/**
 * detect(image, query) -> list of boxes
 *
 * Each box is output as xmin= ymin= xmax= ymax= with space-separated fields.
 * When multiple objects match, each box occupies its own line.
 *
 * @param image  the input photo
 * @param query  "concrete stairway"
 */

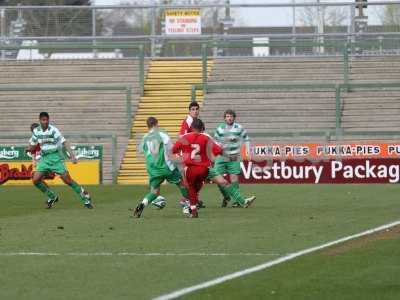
xmin=117 ymin=60 xmax=212 ymax=185
xmin=0 ymin=60 xmax=142 ymax=183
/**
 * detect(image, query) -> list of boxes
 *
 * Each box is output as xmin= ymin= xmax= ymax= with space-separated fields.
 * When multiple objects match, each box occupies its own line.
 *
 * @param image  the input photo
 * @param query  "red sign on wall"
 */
xmin=239 ymin=159 xmax=400 ymax=184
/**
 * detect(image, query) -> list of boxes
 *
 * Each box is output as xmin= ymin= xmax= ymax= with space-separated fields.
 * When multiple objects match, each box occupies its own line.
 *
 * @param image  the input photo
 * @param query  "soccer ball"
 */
xmin=152 ymin=195 xmax=166 ymax=209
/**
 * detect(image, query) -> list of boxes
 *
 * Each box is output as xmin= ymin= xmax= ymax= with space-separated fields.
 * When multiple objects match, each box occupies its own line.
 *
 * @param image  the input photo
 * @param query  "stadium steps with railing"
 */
xmin=0 ymin=60 xmax=143 ymax=183
xmin=117 ymin=60 xmax=213 ymax=185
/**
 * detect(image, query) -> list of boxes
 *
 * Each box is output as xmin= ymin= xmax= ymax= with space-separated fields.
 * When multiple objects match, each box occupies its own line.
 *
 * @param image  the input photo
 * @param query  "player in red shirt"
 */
xmin=178 ymin=101 xmax=206 ymax=209
xmin=173 ymin=118 xmax=256 ymax=218
xmin=179 ymin=101 xmax=200 ymax=137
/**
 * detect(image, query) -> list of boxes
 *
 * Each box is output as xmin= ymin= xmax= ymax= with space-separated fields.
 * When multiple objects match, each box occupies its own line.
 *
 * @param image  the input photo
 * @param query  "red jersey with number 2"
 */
xmin=172 ymin=132 xmax=222 ymax=167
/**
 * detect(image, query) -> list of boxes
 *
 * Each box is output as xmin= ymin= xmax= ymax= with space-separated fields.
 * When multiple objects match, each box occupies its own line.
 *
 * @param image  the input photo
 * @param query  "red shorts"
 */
xmin=184 ymin=165 xmax=209 ymax=206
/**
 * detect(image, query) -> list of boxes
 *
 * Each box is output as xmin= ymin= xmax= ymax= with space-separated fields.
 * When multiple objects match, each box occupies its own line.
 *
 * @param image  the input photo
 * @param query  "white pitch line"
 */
xmin=0 ymin=252 xmax=281 ymax=257
xmin=153 ymin=220 xmax=400 ymax=300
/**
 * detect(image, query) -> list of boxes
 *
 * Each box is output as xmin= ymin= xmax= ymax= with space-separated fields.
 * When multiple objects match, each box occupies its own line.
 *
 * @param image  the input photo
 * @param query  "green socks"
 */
xmin=34 ymin=181 xmax=57 ymax=200
xmin=177 ymin=185 xmax=189 ymax=199
xmin=218 ymin=184 xmax=230 ymax=200
xmin=35 ymin=180 xmax=90 ymax=205
xmin=142 ymin=192 xmax=158 ymax=206
xmin=226 ymin=183 xmax=245 ymax=206
xmin=69 ymin=181 xmax=87 ymax=204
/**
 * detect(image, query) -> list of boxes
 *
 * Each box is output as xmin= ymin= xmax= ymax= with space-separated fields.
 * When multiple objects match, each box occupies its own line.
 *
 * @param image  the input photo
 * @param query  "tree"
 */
xmin=1 ymin=0 xmax=96 ymax=37
xmin=297 ymin=6 xmax=348 ymax=28
xmin=98 ymin=0 xmax=226 ymax=36
xmin=380 ymin=4 xmax=400 ymax=26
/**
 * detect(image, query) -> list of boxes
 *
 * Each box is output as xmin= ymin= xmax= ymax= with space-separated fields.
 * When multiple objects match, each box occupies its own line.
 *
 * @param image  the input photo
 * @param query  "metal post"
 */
xmin=92 ymin=8 xmax=97 ymax=58
xmin=292 ymin=0 xmax=296 ymax=56
xmin=349 ymin=3 xmax=355 ymax=42
xmin=201 ymin=43 xmax=207 ymax=95
xmin=150 ymin=7 xmax=156 ymax=57
xmin=316 ymin=0 xmax=324 ymax=55
xmin=126 ymin=87 xmax=133 ymax=137
xmin=191 ymin=85 xmax=196 ymax=102
xmin=139 ymin=44 xmax=145 ymax=96
xmin=343 ymin=42 xmax=349 ymax=89
xmin=335 ymin=85 xmax=341 ymax=131
xmin=378 ymin=35 xmax=383 ymax=54
xmin=0 ymin=9 xmax=5 ymax=60
xmin=111 ymin=134 xmax=117 ymax=184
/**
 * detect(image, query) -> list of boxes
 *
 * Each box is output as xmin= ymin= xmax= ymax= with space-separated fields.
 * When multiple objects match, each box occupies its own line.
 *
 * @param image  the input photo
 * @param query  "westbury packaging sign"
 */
xmin=239 ymin=142 xmax=400 ymax=184
xmin=0 ymin=145 xmax=102 ymax=185
xmin=165 ymin=9 xmax=201 ymax=35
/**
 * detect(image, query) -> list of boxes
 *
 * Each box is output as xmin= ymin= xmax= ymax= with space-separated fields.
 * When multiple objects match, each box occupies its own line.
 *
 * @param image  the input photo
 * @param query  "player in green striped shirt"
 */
xmin=211 ymin=109 xmax=254 ymax=207
xmin=28 ymin=112 xmax=93 ymax=209
xmin=133 ymin=117 xmax=189 ymax=218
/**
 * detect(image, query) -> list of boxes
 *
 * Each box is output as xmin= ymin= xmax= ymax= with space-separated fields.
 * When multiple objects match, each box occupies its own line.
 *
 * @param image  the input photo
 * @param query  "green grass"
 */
xmin=0 ymin=184 xmax=399 ymax=300
xmin=184 ymin=232 xmax=400 ymax=300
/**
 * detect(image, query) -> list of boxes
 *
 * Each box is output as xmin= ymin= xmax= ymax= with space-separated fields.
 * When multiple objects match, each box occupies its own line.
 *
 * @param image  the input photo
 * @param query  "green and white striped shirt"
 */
xmin=214 ymin=122 xmax=250 ymax=158
xmin=29 ymin=124 xmax=66 ymax=154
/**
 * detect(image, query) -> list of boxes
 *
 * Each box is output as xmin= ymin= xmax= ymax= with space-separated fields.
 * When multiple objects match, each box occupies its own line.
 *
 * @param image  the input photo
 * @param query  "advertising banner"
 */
xmin=0 ymin=145 xmax=102 ymax=185
xmin=240 ymin=159 xmax=400 ymax=184
xmin=238 ymin=142 xmax=400 ymax=184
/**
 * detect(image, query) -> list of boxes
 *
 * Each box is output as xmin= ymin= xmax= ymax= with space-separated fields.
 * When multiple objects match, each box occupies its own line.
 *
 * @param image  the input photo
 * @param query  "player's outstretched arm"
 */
xmin=62 ymin=141 xmax=77 ymax=164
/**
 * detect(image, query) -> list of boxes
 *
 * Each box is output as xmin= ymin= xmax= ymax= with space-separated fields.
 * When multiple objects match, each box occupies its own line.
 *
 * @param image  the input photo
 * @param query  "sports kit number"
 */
xmin=191 ymin=144 xmax=201 ymax=160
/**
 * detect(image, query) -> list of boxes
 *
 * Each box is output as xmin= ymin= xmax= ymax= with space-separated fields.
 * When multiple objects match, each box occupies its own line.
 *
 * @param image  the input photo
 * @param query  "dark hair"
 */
xmin=30 ymin=123 xmax=39 ymax=132
xmin=192 ymin=118 xmax=205 ymax=132
xmin=146 ymin=116 xmax=158 ymax=128
xmin=189 ymin=101 xmax=200 ymax=110
xmin=224 ymin=109 xmax=236 ymax=119
xmin=39 ymin=112 xmax=49 ymax=119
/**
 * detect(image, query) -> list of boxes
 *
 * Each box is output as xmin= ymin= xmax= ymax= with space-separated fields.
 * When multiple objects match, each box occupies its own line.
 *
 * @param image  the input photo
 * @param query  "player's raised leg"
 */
xmin=32 ymin=171 xmax=59 ymax=209
xmin=210 ymin=170 xmax=255 ymax=208
xmin=134 ymin=176 xmax=163 ymax=218
xmin=60 ymin=171 xmax=93 ymax=209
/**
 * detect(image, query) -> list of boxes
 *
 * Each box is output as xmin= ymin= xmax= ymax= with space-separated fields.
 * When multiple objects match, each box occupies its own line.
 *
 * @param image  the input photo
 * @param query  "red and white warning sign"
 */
xmin=165 ymin=9 xmax=201 ymax=35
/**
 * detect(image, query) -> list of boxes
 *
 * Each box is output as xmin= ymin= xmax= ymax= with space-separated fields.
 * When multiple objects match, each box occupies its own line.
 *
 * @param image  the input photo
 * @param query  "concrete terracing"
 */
xmin=0 ymin=59 xmax=143 ymax=183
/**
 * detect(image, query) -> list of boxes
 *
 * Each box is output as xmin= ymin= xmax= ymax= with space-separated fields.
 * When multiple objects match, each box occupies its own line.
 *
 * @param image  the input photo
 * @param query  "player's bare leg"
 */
xmin=60 ymin=172 xmax=93 ymax=209
xmin=32 ymin=171 xmax=59 ymax=209
xmin=133 ymin=186 xmax=160 ymax=218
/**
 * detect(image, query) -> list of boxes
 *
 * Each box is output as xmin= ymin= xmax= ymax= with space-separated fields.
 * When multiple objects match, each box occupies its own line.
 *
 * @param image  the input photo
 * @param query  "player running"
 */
xmin=28 ymin=112 xmax=93 ymax=209
xmin=172 ymin=118 xmax=255 ymax=218
xmin=133 ymin=117 xmax=190 ymax=218
xmin=212 ymin=109 xmax=251 ymax=207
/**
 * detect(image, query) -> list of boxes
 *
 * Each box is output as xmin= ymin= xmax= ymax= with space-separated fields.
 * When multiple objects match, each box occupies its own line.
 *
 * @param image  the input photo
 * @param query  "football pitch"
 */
xmin=1 ymin=184 xmax=400 ymax=300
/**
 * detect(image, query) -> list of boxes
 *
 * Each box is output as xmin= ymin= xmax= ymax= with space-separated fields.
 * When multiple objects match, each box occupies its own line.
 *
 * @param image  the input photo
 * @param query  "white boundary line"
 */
xmin=153 ymin=220 xmax=400 ymax=300
xmin=0 ymin=252 xmax=281 ymax=257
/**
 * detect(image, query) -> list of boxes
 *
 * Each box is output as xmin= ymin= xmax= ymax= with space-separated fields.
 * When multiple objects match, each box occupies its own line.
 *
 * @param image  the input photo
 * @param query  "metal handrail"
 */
xmin=2 ymin=2 xmax=400 ymax=9
xmin=191 ymin=82 xmax=400 ymax=136
xmin=0 ymin=84 xmax=134 ymax=137
xmin=0 ymin=43 xmax=146 ymax=96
